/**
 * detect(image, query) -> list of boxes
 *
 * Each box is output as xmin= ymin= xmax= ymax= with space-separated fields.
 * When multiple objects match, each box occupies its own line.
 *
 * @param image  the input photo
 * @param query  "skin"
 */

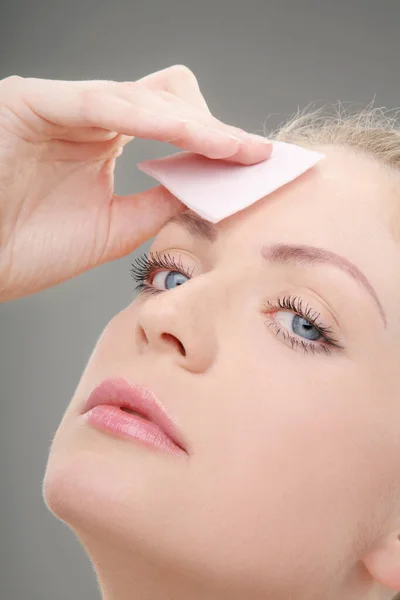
xmin=42 ymin=146 xmax=400 ymax=600
xmin=0 ymin=67 xmax=271 ymax=301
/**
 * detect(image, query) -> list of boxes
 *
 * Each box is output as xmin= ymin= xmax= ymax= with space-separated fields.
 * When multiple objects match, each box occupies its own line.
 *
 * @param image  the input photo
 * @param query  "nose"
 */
xmin=135 ymin=283 xmax=217 ymax=373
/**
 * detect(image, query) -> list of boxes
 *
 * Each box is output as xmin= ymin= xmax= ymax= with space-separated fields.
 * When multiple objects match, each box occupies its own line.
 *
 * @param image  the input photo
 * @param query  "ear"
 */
xmin=363 ymin=531 xmax=400 ymax=593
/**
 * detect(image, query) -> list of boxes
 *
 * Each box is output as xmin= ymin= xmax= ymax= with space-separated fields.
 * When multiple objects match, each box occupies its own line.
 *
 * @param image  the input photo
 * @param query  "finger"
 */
xmin=52 ymin=128 xmax=133 ymax=146
xmin=99 ymin=185 xmax=187 ymax=264
xmin=5 ymin=74 xmax=266 ymax=146
xmin=51 ymin=127 xmax=120 ymax=142
xmin=25 ymin=86 xmax=264 ymax=160
xmin=18 ymin=67 xmax=211 ymax=113
xmin=212 ymin=127 xmax=274 ymax=165
xmin=14 ymin=74 xmax=211 ymax=129
xmin=38 ymin=134 xmax=129 ymax=161
xmin=110 ymin=84 xmax=272 ymax=154
xmin=135 ymin=64 xmax=212 ymax=114
xmin=19 ymin=75 xmax=246 ymax=141
xmin=17 ymin=78 xmax=272 ymax=161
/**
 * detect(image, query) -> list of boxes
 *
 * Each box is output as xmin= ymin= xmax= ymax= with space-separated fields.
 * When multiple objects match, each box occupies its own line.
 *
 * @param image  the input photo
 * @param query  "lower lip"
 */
xmin=82 ymin=405 xmax=185 ymax=456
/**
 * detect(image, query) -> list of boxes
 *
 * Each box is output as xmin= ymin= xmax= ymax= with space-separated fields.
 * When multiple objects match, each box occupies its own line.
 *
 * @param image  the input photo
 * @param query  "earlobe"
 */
xmin=363 ymin=532 xmax=400 ymax=593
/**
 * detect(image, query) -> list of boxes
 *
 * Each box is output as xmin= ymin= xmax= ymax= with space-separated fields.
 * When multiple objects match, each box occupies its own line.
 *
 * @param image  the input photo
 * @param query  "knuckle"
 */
xmin=0 ymin=75 xmax=25 ymax=95
xmin=111 ymin=80 xmax=144 ymax=102
xmin=120 ymin=80 xmax=140 ymax=90
xmin=1 ymin=75 xmax=24 ymax=86
xmin=117 ymin=80 xmax=142 ymax=97
xmin=167 ymin=64 xmax=198 ymax=84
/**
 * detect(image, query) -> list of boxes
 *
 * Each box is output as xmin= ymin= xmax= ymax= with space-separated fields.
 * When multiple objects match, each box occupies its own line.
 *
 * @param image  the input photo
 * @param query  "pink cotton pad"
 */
xmin=137 ymin=141 xmax=325 ymax=223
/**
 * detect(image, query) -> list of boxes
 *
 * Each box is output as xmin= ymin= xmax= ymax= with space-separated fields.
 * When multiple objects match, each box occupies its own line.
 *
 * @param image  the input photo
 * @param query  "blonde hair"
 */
xmin=262 ymin=102 xmax=400 ymax=244
xmin=266 ymin=101 xmax=400 ymax=166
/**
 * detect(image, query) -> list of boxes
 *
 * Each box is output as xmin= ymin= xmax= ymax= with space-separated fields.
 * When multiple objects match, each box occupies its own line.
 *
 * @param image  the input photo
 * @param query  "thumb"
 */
xmin=100 ymin=185 xmax=186 ymax=263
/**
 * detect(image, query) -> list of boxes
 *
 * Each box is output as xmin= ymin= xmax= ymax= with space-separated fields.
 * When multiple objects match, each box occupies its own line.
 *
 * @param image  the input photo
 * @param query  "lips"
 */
xmin=83 ymin=377 xmax=187 ymax=452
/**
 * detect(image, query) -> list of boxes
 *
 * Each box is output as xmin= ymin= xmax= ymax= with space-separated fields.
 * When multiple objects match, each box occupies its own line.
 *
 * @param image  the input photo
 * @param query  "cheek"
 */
xmin=65 ymin=305 xmax=137 ymax=415
xmin=191 ymin=343 xmax=392 ymax=575
xmin=43 ymin=305 xmax=137 ymax=505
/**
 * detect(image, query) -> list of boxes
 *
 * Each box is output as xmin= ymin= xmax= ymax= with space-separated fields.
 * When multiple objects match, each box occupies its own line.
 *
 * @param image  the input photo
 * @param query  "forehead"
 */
xmin=155 ymin=147 xmax=399 ymax=334
xmin=220 ymin=146 xmax=393 ymax=244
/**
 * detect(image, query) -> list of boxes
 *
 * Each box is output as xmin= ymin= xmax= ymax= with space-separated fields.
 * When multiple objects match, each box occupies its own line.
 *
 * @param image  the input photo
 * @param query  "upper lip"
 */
xmin=83 ymin=377 xmax=187 ymax=453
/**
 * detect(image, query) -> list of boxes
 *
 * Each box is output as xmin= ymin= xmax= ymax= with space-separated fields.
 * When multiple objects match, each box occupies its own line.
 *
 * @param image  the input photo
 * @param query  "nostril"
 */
xmin=161 ymin=333 xmax=186 ymax=356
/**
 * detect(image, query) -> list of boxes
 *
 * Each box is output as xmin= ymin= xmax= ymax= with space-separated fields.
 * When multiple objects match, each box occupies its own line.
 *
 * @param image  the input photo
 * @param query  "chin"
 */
xmin=42 ymin=435 xmax=129 ymax=539
xmin=41 ymin=415 xmax=186 ymax=557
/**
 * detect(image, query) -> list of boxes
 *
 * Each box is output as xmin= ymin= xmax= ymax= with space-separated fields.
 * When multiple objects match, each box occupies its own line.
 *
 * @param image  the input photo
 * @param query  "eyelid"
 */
xmin=263 ymin=295 xmax=345 ymax=354
xmin=283 ymin=286 xmax=343 ymax=331
xmin=150 ymin=248 xmax=203 ymax=275
xmin=263 ymin=291 xmax=344 ymax=340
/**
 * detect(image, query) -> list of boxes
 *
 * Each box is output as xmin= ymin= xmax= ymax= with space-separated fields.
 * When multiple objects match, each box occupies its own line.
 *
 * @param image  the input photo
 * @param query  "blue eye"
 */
xmin=130 ymin=251 xmax=194 ymax=296
xmin=130 ymin=254 xmax=345 ymax=357
xmin=275 ymin=311 xmax=322 ymax=341
xmin=264 ymin=295 xmax=344 ymax=355
xmin=153 ymin=270 xmax=189 ymax=290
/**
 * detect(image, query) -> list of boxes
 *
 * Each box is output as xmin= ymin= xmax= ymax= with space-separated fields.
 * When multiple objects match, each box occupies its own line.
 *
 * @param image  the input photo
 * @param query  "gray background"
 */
xmin=0 ymin=1 xmax=399 ymax=598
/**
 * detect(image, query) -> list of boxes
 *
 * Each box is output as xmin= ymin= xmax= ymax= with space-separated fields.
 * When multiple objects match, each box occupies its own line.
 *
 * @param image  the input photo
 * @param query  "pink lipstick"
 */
xmin=82 ymin=378 xmax=187 ymax=456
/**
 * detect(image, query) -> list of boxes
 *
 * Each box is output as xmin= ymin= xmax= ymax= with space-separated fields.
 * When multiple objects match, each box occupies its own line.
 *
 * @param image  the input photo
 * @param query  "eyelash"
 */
xmin=130 ymin=252 xmax=345 ymax=356
xmin=263 ymin=295 xmax=344 ymax=355
xmin=130 ymin=251 xmax=195 ymax=292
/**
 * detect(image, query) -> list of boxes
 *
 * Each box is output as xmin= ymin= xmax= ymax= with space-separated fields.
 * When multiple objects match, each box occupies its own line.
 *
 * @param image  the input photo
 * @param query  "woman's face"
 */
xmin=43 ymin=147 xmax=400 ymax=600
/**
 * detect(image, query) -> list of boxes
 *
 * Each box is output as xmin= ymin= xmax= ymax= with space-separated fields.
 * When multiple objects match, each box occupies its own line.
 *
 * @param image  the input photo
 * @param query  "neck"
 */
xmin=76 ymin=530 xmax=219 ymax=600
xmin=71 ymin=527 xmax=385 ymax=600
xmin=98 ymin=556 xmax=198 ymax=600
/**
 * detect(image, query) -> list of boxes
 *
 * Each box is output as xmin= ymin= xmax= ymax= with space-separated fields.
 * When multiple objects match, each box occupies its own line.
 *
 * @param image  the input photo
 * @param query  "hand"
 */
xmin=0 ymin=64 xmax=272 ymax=301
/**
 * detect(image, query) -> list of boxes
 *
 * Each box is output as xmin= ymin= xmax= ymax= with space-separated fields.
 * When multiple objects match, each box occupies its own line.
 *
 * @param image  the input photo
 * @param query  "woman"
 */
xmin=1 ymin=66 xmax=399 ymax=600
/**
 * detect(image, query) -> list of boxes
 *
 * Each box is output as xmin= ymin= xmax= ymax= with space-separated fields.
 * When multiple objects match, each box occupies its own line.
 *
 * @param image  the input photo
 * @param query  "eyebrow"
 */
xmin=166 ymin=211 xmax=387 ymax=328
